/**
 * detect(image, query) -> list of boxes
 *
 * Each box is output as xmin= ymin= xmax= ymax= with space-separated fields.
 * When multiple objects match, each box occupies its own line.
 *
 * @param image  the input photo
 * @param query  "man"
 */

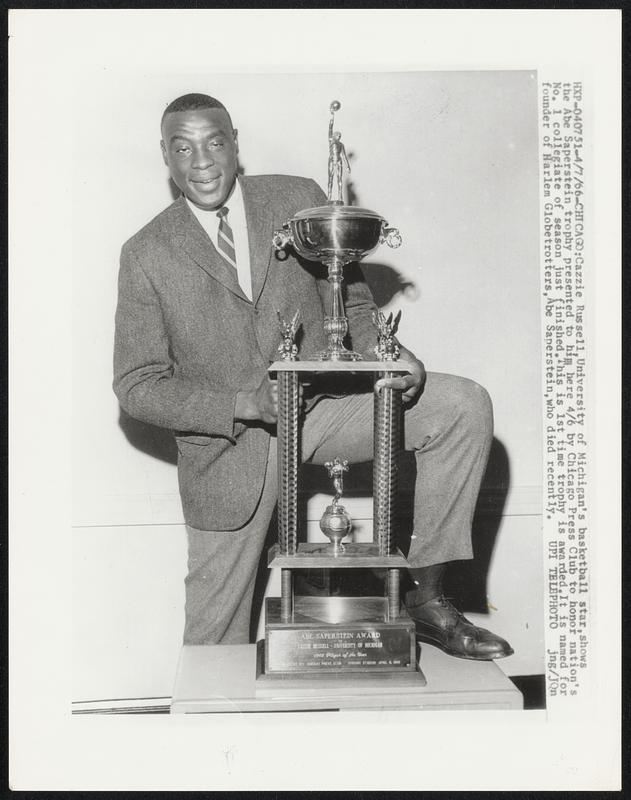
xmin=114 ymin=93 xmax=513 ymax=660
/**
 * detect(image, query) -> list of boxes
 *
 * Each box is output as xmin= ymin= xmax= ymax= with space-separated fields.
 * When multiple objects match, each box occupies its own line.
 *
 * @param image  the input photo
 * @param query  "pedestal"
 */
xmin=170 ymin=644 xmax=523 ymax=713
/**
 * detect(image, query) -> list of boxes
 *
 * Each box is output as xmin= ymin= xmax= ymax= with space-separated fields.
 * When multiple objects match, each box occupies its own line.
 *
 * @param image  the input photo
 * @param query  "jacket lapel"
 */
xmin=170 ymin=195 xmax=249 ymax=302
xmin=240 ymin=177 xmax=275 ymax=306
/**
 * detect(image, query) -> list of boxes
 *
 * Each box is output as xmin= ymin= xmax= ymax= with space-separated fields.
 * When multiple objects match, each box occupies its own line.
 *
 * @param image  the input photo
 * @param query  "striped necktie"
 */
xmin=216 ymin=206 xmax=237 ymax=271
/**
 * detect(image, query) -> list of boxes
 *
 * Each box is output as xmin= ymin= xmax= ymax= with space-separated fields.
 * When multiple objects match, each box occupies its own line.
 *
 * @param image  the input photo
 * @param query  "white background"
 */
xmin=9 ymin=9 xmax=620 ymax=791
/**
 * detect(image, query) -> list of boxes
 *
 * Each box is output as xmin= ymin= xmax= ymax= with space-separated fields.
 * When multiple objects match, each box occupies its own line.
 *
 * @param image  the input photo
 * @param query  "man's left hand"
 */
xmin=375 ymin=347 xmax=426 ymax=403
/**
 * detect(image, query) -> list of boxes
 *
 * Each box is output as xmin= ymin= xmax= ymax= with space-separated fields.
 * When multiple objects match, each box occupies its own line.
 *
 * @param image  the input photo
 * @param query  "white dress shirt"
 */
xmin=185 ymin=178 xmax=253 ymax=301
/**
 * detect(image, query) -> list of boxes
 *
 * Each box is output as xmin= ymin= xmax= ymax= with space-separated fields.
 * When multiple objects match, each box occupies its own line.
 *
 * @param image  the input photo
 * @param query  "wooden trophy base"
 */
xmin=256 ymin=596 xmax=425 ymax=689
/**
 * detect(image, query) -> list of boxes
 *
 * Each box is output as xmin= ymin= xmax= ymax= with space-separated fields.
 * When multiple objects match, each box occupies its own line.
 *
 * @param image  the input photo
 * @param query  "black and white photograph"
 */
xmin=9 ymin=8 xmax=620 ymax=791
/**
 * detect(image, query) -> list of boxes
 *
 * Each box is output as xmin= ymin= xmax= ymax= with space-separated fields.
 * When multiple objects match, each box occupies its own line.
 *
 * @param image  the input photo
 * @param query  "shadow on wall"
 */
xmin=442 ymin=437 xmax=510 ymax=614
xmin=361 ymin=261 xmax=419 ymax=308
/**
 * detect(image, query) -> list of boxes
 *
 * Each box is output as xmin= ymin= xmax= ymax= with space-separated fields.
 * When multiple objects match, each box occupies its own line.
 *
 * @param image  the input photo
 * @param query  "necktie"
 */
xmin=216 ymin=206 xmax=237 ymax=271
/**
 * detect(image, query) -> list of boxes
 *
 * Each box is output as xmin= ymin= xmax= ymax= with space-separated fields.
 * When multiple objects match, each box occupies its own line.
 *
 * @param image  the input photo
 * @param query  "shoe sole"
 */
xmin=415 ymin=631 xmax=515 ymax=661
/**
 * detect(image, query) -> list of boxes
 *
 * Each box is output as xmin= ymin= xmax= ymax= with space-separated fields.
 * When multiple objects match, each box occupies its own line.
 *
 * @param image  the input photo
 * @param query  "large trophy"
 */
xmin=257 ymin=102 xmax=424 ymax=687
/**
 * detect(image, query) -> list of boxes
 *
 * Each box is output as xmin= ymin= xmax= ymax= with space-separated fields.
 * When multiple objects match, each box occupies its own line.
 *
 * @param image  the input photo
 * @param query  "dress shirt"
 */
xmin=185 ymin=178 xmax=252 ymax=301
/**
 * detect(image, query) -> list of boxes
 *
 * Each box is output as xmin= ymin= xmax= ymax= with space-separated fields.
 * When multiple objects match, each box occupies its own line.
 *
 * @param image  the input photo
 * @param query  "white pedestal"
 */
xmin=171 ymin=642 xmax=522 ymax=713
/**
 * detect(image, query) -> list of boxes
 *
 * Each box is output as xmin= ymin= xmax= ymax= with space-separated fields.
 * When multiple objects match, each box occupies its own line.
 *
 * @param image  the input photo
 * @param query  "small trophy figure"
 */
xmin=373 ymin=310 xmax=402 ymax=361
xmin=277 ymin=310 xmax=301 ymax=361
xmin=327 ymin=101 xmax=351 ymax=204
xmin=319 ymin=457 xmax=352 ymax=553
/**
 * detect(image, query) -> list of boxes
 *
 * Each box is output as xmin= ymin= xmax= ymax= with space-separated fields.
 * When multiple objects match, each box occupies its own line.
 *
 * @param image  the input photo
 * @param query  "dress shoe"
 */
xmin=405 ymin=595 xmax=514 ymax=661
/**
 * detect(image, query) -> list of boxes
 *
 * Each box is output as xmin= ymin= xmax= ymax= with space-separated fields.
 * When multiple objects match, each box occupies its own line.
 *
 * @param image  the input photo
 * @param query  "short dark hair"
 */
xmin=161 ymin=93 xmax=232 ymax=129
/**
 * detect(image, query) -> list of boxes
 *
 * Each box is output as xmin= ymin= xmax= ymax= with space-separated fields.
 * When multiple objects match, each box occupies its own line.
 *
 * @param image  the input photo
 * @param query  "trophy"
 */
xmin=257 ymin=103 xmax=424 ymax=687
xmin=272 ymin=101 xmax=402 ymax=362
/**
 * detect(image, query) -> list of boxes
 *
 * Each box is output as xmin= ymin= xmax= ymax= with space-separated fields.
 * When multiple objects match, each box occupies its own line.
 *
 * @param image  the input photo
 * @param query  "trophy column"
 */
xmin=373 ymin=372 xmax=401 ymax=558
xmin=374 ymin=373 xmax=403 ymax=619
xmin=276 ymin=314 xmax=301 ymax=623
xmin=278 ymin=370 xmax=299 ymax=621
xmin=374 ymin=310 xmax=404 ymax=621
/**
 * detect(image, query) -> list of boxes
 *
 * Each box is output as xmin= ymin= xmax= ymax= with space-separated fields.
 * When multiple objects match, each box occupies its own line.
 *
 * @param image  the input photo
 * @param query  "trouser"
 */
xmin=184 ymin=371 xmax=493 ymax=645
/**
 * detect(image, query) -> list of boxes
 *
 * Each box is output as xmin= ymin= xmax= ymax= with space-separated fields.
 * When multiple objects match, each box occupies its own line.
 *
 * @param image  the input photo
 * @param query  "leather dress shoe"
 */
xmin=405 ymin=595 xmax=514 ymax=661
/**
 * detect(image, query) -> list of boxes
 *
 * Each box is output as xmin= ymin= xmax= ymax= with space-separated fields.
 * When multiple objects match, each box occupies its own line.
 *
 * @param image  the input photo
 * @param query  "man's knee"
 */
xmin=427 ymin=374 xmax=493 ymax=438
xmin=453 ymin=376 xmax=492 ymax=419
xmin=448 ymin=377 xmax=493 ymax=441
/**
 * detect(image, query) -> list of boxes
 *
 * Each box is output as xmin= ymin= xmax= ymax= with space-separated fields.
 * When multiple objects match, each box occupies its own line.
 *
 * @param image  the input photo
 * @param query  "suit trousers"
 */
xmin=183 ymin=371 xmax=493 ymax=645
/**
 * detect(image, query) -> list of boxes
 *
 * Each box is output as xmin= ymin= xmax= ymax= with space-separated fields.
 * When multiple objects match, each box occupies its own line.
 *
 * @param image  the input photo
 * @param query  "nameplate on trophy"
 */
xmin=261 ymin=597 xmax=417 ymax=676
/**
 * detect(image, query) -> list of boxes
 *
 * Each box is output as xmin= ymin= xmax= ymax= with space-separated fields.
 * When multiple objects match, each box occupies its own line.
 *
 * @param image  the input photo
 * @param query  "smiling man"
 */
xmin=161 ymin=101 xmax=238 ymax=210
xmin=113 ymin=92 xmax=513 ymax=661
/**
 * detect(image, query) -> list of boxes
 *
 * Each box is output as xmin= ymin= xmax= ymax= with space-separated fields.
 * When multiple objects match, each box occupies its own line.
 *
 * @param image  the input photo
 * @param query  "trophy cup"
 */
xmin=257 ymin=102 xmax=424 ymax=687
xmin=272 ymin=101 xmax=402 ymax=362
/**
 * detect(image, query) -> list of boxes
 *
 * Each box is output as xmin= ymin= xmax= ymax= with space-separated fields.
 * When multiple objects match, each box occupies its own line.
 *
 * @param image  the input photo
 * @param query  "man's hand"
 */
xmin=375 ymin=346 xmax=426 ymax=403
xmin=235 ymin=375 xmax=278 ymax=424
xmin=235 ymin=375 xmax=307 ymax=424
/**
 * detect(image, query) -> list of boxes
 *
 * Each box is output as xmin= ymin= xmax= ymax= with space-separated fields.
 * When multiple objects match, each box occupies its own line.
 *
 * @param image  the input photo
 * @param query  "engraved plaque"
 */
xmin=262 ymin=596 xmax=417 ymax=676
xmin=266 ymin=626 xmax=412 ymax=672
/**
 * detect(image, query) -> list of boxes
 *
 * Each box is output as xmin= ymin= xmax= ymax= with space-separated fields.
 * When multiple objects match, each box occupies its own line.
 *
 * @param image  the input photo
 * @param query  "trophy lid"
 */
xmin=292 ymin=204 xmax=384 ymax=222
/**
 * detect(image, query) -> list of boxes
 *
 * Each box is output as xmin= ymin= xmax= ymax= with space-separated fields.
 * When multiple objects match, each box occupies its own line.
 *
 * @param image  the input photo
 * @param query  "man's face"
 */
xmin=161 ymin=107 xmax=239 ymax=210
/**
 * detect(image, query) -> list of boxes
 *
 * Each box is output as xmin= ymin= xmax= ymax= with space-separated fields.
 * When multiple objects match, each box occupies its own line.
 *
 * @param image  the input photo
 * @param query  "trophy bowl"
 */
xmin=290 ymin=205 xmax=385 ymax=266
xmin=275 ymin=204 xmax=401 ymax=268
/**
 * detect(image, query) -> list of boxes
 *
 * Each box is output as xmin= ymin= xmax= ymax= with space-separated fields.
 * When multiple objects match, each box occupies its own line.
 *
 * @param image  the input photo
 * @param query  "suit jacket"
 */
xmin=113 ymin=174 xmax=378 ymax=530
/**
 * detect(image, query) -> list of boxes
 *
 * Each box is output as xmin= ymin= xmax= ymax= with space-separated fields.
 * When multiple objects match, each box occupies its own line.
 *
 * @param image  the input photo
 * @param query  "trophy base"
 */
xmin=255 ymin=640 xmax=426 ymax=691
xmin=259 ymin=596 xmax=419 ymax=679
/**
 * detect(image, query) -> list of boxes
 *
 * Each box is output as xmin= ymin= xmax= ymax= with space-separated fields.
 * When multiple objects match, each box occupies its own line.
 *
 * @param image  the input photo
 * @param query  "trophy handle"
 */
xmin=273 ymin=224 xmax=293 ymax=251
xmin=380 ymin=222 xmax=402 ymax=249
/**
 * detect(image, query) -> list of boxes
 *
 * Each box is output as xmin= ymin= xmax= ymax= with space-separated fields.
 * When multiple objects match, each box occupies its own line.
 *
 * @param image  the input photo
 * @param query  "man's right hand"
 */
xmin=235 ymin=375 xmax=278 ymax=424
